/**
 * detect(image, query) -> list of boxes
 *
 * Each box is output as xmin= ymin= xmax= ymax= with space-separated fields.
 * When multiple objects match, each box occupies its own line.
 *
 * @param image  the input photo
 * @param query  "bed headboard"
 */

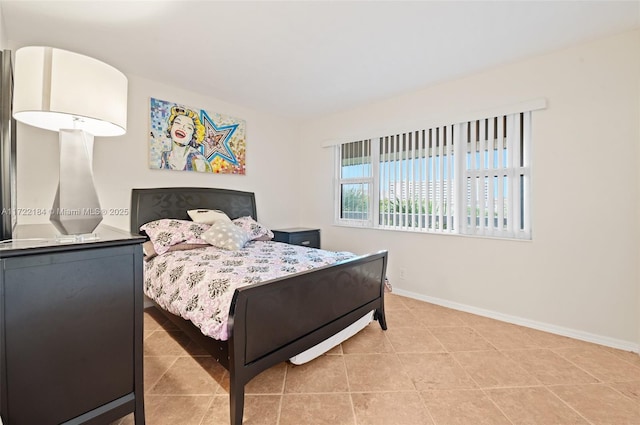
xmin=130 ymin=187 xmax=257 ymax=235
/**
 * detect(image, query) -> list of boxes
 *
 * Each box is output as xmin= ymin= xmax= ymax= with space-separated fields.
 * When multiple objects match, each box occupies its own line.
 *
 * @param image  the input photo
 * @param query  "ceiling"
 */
xmin=1 ymin=1 xmax=639 ymax=119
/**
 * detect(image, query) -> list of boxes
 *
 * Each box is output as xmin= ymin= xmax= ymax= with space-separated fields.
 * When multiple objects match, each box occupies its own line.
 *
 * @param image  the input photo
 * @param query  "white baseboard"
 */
xmin=391 ymin=288 xmax=640 ymax=354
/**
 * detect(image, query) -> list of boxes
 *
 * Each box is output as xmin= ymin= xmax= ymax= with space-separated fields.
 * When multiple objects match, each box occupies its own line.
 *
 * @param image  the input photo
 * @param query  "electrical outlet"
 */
xmin=399 ymin=268 xmax=406 ymax=280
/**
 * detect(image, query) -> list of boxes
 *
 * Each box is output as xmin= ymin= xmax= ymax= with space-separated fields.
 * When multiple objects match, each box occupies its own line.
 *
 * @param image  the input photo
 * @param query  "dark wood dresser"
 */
xmin=272 ymin=227 xmax=321 ymax=249
xmin=0 ymin=224 xmax=145 ymax=425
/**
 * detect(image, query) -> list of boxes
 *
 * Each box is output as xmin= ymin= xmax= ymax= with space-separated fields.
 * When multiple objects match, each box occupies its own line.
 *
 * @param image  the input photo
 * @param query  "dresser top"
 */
xmin=0 ymin=224 xmax=145 ymax=257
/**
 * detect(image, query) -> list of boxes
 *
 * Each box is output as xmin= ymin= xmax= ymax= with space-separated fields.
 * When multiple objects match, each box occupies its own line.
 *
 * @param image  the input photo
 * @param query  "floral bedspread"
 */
xmin=144 ymin=241 xmax=355 ymax=341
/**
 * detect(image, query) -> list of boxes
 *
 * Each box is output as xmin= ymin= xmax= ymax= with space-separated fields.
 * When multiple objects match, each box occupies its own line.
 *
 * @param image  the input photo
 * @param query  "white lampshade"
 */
xmin=12 ymin=46 xmax=127 ymax=137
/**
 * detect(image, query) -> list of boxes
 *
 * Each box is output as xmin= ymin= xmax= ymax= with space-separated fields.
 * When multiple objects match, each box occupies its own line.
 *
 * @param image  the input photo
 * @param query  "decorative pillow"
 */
xmin=140 ymin=219 xmax=209 ymax=255
xmin=232 ymin=216 xmax=274 ymax=241
xmin=187 ymin=209 xmax=231 ymax=225
xmin=202 ymin=221 xmax=251 ymax=250
xmin=142 ymin=240 xmax=206 ymax=261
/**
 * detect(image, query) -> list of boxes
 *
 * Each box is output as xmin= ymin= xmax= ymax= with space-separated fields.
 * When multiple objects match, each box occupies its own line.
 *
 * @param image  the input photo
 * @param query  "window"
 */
xmin=334 ymin=107 xmax=536 ymax=239
xmin=336 ymin=140 xmax=373 ymax=225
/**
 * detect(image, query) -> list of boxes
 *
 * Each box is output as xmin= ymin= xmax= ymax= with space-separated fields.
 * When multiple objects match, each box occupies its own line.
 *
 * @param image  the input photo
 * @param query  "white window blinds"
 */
xmin=460 ymin=112 xmax=531 ymax=239
xmin=334 ymin=103 xmax=538 ymax=240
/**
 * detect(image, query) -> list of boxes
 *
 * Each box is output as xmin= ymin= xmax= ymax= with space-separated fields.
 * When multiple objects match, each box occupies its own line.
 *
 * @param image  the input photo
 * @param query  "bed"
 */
xmin=130 ymin=187 xmax=388 ymax=425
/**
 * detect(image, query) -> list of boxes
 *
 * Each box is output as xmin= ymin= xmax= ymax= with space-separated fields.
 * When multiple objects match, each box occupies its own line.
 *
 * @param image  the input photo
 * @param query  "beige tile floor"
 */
xmin=114 ymin=294 xmax=640 ymax=425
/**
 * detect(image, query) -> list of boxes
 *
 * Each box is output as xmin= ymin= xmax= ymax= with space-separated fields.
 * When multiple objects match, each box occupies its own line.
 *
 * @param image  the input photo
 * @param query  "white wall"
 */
xmin=637 ymin=28 xmax=640 ymax=352
xmin=16 ymin=74 xmax=301 ymax=232
xmin=299 ymin=29 xmax=640 ymax=349
xmin=0 ymin=5 xmax=6 ymax=50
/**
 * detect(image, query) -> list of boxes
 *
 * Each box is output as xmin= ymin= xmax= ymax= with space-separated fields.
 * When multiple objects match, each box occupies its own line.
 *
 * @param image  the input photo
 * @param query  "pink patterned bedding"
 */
xmin=143 ymin=241 xmax=355 ymax=340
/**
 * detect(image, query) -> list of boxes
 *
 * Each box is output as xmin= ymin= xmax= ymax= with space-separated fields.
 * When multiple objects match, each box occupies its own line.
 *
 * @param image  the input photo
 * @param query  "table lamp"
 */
xmin=12 ymin=46 xmax=127 ymax=236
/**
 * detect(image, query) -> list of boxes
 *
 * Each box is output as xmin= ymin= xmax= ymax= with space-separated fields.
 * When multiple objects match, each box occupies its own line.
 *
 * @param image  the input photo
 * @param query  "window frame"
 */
xmin=334 ymin=139 xmax=375 ymax=227
xmin=333 ymin=101 xmax=543 ymax=240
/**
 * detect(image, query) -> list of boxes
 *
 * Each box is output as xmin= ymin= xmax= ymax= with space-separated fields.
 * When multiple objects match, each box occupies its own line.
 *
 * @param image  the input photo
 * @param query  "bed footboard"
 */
xmin=227 ymin=250 xmax=388 ymax=425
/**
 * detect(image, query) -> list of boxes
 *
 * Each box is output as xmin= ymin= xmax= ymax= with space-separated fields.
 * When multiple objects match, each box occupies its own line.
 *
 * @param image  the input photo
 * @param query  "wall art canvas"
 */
xmin=149 ymin=97 xmax=246 ymax=174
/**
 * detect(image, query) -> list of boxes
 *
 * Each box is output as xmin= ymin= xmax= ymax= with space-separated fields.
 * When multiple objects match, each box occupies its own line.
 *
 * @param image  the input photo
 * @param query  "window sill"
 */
xmin=332 ymin=222 xmax=532 ymax=242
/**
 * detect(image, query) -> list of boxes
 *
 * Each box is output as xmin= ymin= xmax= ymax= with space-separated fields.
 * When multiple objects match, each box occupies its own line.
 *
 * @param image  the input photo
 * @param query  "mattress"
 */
xmin=289 ymin=311 xmax=374 ymax=364
xmin=143 ymin=240 xmax=356 ymax=341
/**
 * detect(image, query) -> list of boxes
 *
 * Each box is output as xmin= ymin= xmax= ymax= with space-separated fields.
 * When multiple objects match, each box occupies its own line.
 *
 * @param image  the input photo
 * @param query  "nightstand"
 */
xmin=272 ymin=227 xmax=321 ymax=249
xmin=0 ymin=224 xmax=146 ymax=425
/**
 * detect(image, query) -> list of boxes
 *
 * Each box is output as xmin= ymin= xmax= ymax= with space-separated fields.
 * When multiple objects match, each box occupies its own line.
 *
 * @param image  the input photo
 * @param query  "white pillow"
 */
xmin=187 ymin=209 xmax=231 ymax=225
xmin=202 ymin=221 xmax=251 ymax=250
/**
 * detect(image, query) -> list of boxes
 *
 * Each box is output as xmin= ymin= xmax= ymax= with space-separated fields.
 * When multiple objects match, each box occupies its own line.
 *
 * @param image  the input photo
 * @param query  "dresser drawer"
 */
xmin=272 ymin=228 xmax=321 ymax=249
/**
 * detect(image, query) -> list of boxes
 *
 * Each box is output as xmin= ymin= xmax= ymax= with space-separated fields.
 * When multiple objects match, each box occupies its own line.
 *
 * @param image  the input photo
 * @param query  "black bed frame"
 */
xmin=130 ymin=187 xmax=388 ymax=425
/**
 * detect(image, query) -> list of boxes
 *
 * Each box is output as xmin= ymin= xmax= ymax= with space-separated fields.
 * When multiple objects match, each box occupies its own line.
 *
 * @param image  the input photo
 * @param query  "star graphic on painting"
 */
xmin=201 ymin=111 xmax=239 ymax=165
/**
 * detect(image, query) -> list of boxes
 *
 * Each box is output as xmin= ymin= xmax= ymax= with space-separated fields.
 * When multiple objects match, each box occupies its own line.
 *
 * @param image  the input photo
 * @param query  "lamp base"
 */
xmin=49 ymin=129 xmax=103 ymax=235
xmin=54 ymin=233 xmax=100 ymax=243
